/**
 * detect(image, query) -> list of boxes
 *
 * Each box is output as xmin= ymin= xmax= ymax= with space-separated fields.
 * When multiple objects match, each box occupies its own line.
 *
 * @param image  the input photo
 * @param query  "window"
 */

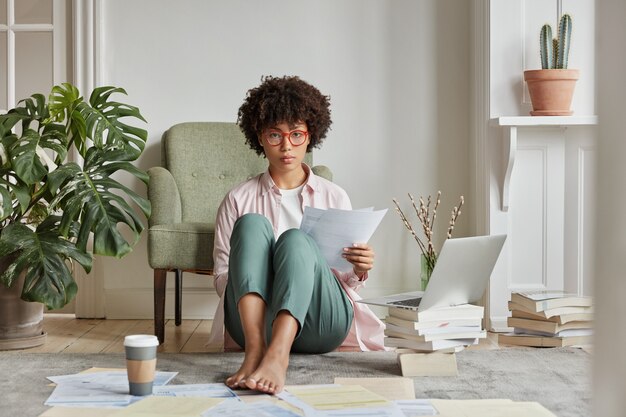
xmin=0 ymin=0 xmax=69 ymax=112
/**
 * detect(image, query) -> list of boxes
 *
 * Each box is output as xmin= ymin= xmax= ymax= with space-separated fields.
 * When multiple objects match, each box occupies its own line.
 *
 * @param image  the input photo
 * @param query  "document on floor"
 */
xmin=153 ymin=383 xmax=239 ymax=398
xmin=332 ymin=377 xmax=415 ymax=401
xmin=201 ymin=399 xmax=302 ymax=417
xmin=108 ymin=397 xmax=222 ymax=417
xmin=278 ymin=384 xmax=405 ymax=417
xmin=430 ymin=399 xmax=558 ymax=417
xmin=300 ymin=207 xmax=387 ymax=272
xmin=45 ymin=369 xmax=177 ymax=408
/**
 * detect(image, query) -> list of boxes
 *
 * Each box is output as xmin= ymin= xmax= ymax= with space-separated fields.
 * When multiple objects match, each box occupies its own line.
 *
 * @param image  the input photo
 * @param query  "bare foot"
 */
xmin=244 ymin=350 xmax=289 ymax=394
xmin=225 ymin=348 xmax=264 ymax=389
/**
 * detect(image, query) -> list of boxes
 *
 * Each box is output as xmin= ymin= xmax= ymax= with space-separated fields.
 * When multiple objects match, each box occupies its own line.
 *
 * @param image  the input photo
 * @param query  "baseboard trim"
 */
xmin=105 ymin=288 xmax=220 ymax=320
xmin=489 ymin=316 xmax=512 ymax=333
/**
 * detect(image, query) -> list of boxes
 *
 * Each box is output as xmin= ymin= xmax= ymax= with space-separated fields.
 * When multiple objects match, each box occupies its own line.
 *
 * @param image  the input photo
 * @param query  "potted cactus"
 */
xmin=524 ymin=14 xmax=579 ymax=116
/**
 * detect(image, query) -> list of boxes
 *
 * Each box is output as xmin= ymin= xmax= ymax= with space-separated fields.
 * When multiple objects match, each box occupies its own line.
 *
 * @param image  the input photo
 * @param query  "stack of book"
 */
xmin=383 ymin=303 xmax=487 ymax=352
xmin=499 ymin=291 xmax=593 ymax=347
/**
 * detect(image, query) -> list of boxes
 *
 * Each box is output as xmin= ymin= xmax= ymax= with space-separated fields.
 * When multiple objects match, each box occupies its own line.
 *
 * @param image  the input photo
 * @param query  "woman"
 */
xmin=211 ymin=76 xmax=385 ymax=395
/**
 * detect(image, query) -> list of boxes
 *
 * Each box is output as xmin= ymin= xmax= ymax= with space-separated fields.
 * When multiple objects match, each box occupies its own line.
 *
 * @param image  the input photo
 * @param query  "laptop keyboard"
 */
xmin=389 ymin=297 xmax=422 ymax=307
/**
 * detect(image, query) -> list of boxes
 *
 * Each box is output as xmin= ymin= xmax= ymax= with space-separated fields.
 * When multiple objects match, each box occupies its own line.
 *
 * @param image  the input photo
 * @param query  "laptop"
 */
xmin=357 ymin=234 xmax=507 ymax=311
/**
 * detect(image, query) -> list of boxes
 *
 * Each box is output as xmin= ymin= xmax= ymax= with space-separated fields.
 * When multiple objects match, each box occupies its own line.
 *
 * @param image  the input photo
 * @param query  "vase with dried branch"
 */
xmin=393 ymin=191 xmax=464 ymax=290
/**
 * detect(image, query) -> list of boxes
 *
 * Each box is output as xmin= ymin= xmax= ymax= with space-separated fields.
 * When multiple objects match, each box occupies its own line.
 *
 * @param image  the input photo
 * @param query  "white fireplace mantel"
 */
xmin=489 ymin=116 xmax=598 ymax=212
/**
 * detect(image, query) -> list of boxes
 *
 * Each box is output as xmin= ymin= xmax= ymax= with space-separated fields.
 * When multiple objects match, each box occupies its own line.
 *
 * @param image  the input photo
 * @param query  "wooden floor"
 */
xmin=8 ymin=314 xmax=504 ymax=353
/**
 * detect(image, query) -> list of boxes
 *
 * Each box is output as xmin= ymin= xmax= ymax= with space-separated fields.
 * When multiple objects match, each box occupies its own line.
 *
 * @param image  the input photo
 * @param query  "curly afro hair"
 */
xmin=237 ymin=75 xmax=332 ymax=156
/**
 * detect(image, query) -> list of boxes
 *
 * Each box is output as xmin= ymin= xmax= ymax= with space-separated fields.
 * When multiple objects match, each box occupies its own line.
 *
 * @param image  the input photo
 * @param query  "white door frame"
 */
xmin=71 ymin=0 xmax=105 ymax=318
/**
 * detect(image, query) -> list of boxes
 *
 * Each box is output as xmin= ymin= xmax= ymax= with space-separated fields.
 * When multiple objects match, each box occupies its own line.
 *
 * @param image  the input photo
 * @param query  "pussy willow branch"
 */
xmin=410 ymin=194 xmax=432 ymax=250
xmin=447 ymin=196 xmax=465 ymax=239
xmin=393 ymin=199 xmax=429 ymax=256
xmin=430 ymin=191 xmax=441 ymax=236
xmin=394 ymin=192 xmax=465 ymax=273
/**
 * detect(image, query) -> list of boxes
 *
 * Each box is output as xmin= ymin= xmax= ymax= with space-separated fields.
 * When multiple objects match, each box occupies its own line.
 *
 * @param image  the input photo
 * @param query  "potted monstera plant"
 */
xmin=0 ymin=83 xmax=150 ymax=349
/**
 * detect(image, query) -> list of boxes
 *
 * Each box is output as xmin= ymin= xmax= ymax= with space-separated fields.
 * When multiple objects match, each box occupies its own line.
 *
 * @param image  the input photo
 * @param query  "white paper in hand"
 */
xmin=300 ymin=207 xmax=387 ymax=272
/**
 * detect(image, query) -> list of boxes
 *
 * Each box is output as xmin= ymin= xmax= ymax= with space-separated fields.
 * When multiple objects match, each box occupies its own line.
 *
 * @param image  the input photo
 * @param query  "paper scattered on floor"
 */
xmin=153 ymin=384 xmax=239 ymax=398
xmin=430 ymin=399 xmax=559 ymax=417
xmin=44 ymin=370 xmax=242 ymax=409
xmin=284 ymin=384 xmax=391 ymax=410
xmin=40 ymin=368 xmax=557 ymax=417
xmin=201 ymin=400 xmax=302 ymax=417
xmin=333 ymin=377 xmax=415 ymax=401
xmin=278 ymin=384 xmax=408 ymax=417
xmin=108 ymin=397 xmax=223 ymax=417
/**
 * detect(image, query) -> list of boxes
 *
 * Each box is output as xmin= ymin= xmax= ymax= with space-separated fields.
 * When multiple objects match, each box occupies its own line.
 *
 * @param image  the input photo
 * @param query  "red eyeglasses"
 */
xmin=262 ymin=129 xmax=309 ymax=146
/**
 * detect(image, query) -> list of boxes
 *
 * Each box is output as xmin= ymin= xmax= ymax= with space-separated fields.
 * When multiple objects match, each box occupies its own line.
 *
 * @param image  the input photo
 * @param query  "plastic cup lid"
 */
xmin=124 ymin=334 xmax=159 ymax=348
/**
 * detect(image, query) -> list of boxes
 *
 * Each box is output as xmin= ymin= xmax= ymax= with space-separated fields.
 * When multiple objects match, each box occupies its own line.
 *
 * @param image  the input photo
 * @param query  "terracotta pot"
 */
xmin=0 ymin=256 xmax=46 ymax=350
xmin=524 ymin=69 xmax=579 ymax=116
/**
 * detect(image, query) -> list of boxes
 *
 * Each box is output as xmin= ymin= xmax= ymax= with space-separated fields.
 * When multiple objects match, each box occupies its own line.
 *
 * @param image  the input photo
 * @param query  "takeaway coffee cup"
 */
xmin=124 ymin=334 xmax=159 ymax=396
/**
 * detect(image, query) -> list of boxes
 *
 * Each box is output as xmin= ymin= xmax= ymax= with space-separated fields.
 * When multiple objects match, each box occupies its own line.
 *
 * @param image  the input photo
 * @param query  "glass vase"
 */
xmin=420 ymin=254 xmax=434 ymax=291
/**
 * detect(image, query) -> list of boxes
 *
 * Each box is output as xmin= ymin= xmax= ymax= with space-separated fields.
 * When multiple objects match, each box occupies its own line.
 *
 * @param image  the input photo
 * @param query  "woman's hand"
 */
xmin=342 ymin=243 xmax=375 ymax=279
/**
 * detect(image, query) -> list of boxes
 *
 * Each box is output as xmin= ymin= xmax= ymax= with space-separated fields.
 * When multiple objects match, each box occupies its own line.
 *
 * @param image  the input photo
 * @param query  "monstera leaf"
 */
xmin=49 ymin=83 xmax=87 ymax=157
xmin=49 ymin=147 xmax=150 ymax=258
xmin=8 ymin=125 xmax=67 ymax=185
xmin=78 ymin=86 xmax=147 ymax=160
xmin=0 ymin=218 xmax=92 ymax=310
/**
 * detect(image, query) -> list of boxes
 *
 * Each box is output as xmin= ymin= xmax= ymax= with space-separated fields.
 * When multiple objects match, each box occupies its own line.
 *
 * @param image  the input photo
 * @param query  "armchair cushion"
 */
xmin=148 ymin=222 xmax=214 ymax=270
xmin=147 ymin=167 xmax=182 ymax=227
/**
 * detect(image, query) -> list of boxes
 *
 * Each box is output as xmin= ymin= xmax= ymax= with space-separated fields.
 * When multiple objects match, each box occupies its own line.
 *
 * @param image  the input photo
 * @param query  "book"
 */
xmin=498 ymin=333 xmax=592 ymax=347
xmin=513 ymin=328 xmax=593 ymax=338
xmin=384 ymin=336 xmax=478 ymax=351
xmin=508 ymin=301 xmax=592 ymax=319
xmin=510 ymin=291 xmax=592 ymax=313
xmin=510 ymin=308 xmax=593 ymax=324
xmin=384 ymin=328 xmax=486 ymax=342
xmin=507 ymin=317 xmax=592 ymax=335
xmin=385 ymin=322 xmax=483 ymax=337
xmin=384 ymin=315 xmax=482 ymax=330
xmin=397 ymin=351 xmax=458 ymax=377
xmin=396 ymin=346 xmax=466 ymax=354
xmin=388 ymin=303 xmax=484 ymax=322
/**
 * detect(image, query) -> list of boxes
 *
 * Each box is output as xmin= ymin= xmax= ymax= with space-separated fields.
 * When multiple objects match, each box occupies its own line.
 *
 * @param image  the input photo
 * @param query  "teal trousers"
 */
xmin=224 ymin=213 xmax=353 ymax=353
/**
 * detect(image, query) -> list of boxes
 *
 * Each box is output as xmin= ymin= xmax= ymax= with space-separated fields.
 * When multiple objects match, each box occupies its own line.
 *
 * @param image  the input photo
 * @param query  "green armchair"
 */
xmin=147 ymin=122 xmax=332 ymax=344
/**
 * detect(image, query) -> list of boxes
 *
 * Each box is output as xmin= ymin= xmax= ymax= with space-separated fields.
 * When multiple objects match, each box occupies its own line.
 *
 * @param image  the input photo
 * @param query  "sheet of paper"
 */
xmin=153 ymin=383 xmax=238 ymax=399
xmin=81 ymin=367 xmax=127 ymax=374
xmin=45 ymin=370 xmax=177 ymax=408
xmin=320 ymin=406 xmax=405 ymax=417
xmin=200 ymin=400 xmax=303 ymax=417
xmin=39 ymin=407 xmax=119 ymax=417
xmin=393 ymin=399 xmax=437 ymax=416
xmin=109 ymin=397 xmax=222 ymax=417
xmin=47 ymin=370 xmax=177 ymax=387
xmin=44 ymin=382 xmax=133 ymax=408
xmin=431 ymin=399 xmax=556 ymax=417
xmin=285 ymin=384 xmax=391 ymax=410
xmin=300 ymin=207 xmax=387 ymax=271
xmin=332 ymin=378 xmax=415 ymax=401
xmin=233 ymin=390 xmax=275 ymax=403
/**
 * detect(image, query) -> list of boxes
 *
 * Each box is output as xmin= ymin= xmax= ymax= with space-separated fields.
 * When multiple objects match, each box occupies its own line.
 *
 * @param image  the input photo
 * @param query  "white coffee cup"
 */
xmin=124 ymin=334 xmax=159 ymax=396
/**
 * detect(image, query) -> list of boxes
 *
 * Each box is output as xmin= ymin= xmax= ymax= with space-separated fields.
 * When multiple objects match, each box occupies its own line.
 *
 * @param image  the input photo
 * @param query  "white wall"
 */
xmin=96 ymin=0 xmax=472 ymax=318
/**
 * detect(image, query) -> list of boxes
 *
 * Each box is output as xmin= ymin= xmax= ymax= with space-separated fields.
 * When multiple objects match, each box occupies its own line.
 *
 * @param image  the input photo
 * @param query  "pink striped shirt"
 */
xmin=209 ymin=164 xmax=385 ymax=351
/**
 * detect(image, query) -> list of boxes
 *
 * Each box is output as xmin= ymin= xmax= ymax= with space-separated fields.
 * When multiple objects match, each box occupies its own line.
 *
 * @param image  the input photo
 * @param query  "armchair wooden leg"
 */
xmin=175 ymin=269 xmax=183 ymax=326
xmin=154 ymin=269 xmax=167 ymax=344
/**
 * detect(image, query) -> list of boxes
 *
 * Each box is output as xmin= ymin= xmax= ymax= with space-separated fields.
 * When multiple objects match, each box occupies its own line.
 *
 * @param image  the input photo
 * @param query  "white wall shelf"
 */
xmin=490 ymin=116 xmax=598 ymax=211
xmin=492 ymin=116 xmax=598 ymax=127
